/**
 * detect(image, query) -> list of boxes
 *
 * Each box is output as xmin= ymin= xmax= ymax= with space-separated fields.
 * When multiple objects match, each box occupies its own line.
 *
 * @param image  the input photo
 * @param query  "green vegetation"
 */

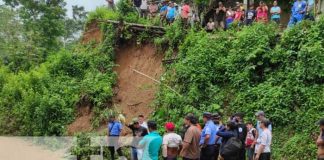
xmin=0 ymin=3 xmax=117 ymax=135
xmin=1 ymin=1 xmax=324 ymax=159
xmin=153 ymin=18 xmax=324 ymax=159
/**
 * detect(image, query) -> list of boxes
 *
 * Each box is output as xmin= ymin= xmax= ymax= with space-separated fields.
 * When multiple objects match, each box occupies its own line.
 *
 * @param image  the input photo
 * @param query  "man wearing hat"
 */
xmin=317 ymin=118 xmax=324 ymax=160
xmin=128 ymin=118 xmax=148 ymax=160
xmin=162 ymin=122 xmax=182 ymax=160
xmin=200 ymin=112 xmax=217 ymax=160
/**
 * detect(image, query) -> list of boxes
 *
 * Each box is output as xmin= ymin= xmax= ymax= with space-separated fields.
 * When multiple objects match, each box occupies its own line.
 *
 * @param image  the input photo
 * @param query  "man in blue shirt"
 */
xmin=139 ymin=120 xmax=162 ymax=160
xmin=200 ymin=112 xmax=217 ymax=160
xmin=288 ymin=0 xmax=307 ymax=27
xmin=107 ymin=115 xmax=124 ymax=160
xmin=166 ymin=2 xmax=176 ymax=25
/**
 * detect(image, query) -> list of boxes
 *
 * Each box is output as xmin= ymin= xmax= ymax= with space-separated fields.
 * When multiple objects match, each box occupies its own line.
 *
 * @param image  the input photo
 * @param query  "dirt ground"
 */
xmin=113 ymin=42 xmax=164 ymax=123
xmin=82 ymin=22 xmax=102 ymax=44
xmin=67 ymin=105 xmax=93 ymax=135
xmin=68 ymin=34 xmax=163 ymax=134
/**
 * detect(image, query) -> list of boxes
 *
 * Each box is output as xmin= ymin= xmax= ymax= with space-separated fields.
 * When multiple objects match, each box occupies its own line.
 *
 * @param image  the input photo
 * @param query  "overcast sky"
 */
xmin=0 ymin=0 xmax=108 ymax=17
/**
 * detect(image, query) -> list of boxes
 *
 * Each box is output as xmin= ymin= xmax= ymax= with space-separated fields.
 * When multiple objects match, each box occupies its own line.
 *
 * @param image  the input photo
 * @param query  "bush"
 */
xmin=0 ymin=25 xmax=117 ymax=135
xmin=153 ymin=18 xmax=324 ymax=159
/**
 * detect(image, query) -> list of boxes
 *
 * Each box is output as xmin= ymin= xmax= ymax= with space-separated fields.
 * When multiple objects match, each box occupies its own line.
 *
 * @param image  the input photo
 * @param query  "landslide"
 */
xmin=68 ymin=23 xmax=163 ymax=134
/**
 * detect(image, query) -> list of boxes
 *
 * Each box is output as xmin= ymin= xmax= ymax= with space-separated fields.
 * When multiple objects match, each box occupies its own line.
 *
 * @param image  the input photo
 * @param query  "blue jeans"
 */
xmin=247 ymin=147 xmax=254 ymax=160
xmin=131 ymin=147 xmax=138 ymax=160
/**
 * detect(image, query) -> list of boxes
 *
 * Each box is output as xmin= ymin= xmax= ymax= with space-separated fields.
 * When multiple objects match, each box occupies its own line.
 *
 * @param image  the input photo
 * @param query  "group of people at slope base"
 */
xmin=206 ymin=0 xmax=315 ymax=32
xmin=107 ymin=111 xmax=274 ymax=160
xmin=106 ymin=0 xmax=316 ymax=29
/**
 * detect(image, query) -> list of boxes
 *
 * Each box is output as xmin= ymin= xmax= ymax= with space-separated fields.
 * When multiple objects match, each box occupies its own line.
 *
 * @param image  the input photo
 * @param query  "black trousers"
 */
xmin=259 ymin=152 xmax=271 ymax=160
xmin=108 ymin=146 xmax=123 ymax=160
xmin=214 ymin=144 xmax=220 ymax=159
xmin=200 ymin=145 xmax=216 ymax=160
xmin=238 ymin=147 xmax=246 ymax=160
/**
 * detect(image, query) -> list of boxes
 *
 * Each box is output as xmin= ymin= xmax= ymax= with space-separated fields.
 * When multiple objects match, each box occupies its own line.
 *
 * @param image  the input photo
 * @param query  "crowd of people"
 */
xmin=107 ymin=111 xmax=276 ymax=160
xmin=106 ymin=0 xmax=316 ymax=30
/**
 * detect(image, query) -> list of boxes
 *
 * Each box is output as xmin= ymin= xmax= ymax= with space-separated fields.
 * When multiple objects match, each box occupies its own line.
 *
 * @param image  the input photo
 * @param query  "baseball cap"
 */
xmin=165 ymin=122 xmax=175 ymax=131
xmin=212 ymin=113 xmax=221 ymax=119
xmin=255 ymin=111 xmax=265 ymax=117
xmin=203 ymin=112 xmax=212 ymax=119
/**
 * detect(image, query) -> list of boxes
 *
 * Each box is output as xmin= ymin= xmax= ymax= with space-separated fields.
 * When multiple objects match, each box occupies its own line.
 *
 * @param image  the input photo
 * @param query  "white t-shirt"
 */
xmin=163 ymin=132 xmax=182 ymax=147
xmin=140 ymin=0 xmax=148 ymax=10
xmin=255 ymin=129 xmax=272 ymax=153
xmin=162 ymin=132 xmax=182 ymax=157
xmin=140 ymin=121 xmax=148 ymax=129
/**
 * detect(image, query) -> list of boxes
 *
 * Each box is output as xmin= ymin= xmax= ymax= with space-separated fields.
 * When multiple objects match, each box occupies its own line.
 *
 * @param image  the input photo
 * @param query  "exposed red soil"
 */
xmin=113 ymin=42 xmax=163 ymax=123
xmin=82 ymin=22 xmax=102 ymax=44
xmin=67 ymin=105 xmax=93 ymax=135
xmin=68 ymin=21 xmax=163 ymax=134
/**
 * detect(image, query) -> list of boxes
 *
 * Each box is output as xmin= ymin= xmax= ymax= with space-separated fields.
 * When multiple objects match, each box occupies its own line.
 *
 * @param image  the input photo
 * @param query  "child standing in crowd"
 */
xmin=162 ymin=122 xmax=182 ymax=160
xmin=166 ymin=2 xmax=177 ymax=25
xmin=245 ymin=4 xmax=256 ymax=25
xmin=206 ymin=18 xmax=215 ymax=32
xmin=245 ymin=122 xmax=257 ymax=160
xmin=226 ymin=6 xmax=235 ymax=29
xmin=140 ymin=0 xmax=148 ymax=18
xmin=256 ymin=1 xmax=268 ymax=23
xmin=270 ymin=0 xmax=281 ymax=24
xmin=148 ymin=1 xmax=158 ymax=19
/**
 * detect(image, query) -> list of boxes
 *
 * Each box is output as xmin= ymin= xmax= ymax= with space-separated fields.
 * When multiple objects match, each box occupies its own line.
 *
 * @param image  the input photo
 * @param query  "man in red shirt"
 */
xmin=181 ymin=2 xmax=190 ymax=26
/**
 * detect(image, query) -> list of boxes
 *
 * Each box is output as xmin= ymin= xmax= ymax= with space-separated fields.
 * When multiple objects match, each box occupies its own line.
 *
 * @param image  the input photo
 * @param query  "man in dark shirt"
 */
xmin=234 ymin=112 xmax=248 ymax=160
xmin=128 ymin=118 xmax=148 ymax=160
xmin=215 ymin=2 xmax=226 ymax=30
xmin=246 ymin=4 xmax=256 ymax=25
xmin=133 ymin=0 xmax=142 ymax=15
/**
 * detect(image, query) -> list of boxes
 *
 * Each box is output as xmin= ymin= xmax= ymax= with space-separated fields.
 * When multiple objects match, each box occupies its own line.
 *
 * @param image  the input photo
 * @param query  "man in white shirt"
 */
xmin=163 ymin=122 xmax=182 ymax=160
xmin=138 ymin=115 xmax=148 ymax=129
xmin=255 ymin=119 xmax=272 ymax=160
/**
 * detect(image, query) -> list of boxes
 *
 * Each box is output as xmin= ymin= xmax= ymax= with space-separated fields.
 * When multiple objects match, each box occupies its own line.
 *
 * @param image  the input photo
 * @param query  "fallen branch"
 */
xmin=127 ymin=102 xmax=143 ymax=106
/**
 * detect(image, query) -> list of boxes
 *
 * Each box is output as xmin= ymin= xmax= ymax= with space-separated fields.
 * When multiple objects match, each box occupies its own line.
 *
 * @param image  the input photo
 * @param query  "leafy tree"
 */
xmin=63 ymin=5 xmax=88 ymax=47
xmin=3 ymin=0 xmax=67 ymax=58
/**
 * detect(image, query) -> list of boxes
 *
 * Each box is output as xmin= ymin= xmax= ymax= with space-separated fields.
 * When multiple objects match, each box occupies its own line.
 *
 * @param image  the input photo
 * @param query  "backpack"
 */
xmin=221 ymin=136 xmax=243 ymax=157
xmin=245 ymin=128 xmax=256 ymax=147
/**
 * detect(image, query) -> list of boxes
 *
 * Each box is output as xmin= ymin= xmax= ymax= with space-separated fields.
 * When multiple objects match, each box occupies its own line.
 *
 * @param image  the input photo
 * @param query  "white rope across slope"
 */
xmin=128 ymin=66 xmax=182 ymax=97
